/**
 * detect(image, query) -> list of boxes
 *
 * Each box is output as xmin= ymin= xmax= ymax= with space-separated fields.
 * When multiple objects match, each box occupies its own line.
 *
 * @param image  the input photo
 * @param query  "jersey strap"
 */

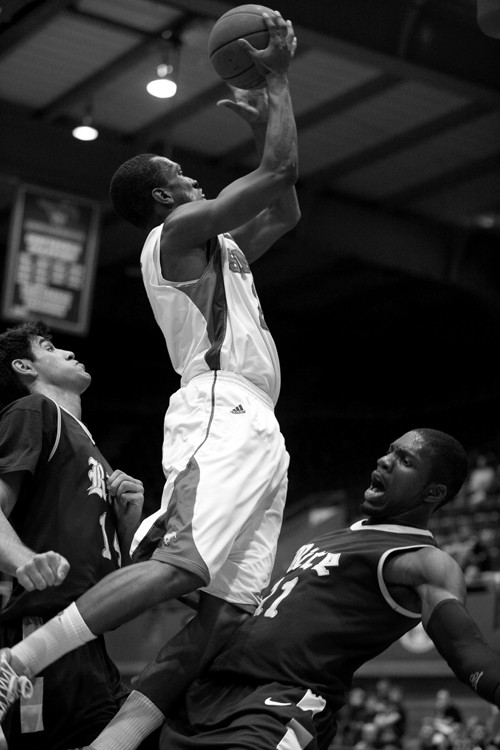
xmin=47 ymin=400 xmax=61 ymax=462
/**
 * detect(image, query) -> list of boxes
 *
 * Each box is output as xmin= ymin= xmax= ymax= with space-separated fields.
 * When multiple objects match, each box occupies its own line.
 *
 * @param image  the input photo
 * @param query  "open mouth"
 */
xmin=368 ymin=471 xmax=385 ymax=494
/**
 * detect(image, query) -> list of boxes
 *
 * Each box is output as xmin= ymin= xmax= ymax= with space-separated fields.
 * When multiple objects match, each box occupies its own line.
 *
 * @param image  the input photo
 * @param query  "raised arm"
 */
xmin=220 ymin=86 xmax=301 ymax=262
xmin=160 ymin=11 xmax=298 ymax=255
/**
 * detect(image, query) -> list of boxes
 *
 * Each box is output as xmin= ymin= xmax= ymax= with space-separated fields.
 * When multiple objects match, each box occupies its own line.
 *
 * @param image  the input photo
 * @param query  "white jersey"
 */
xmin=140 ymin=225 xmax=281 ymax=404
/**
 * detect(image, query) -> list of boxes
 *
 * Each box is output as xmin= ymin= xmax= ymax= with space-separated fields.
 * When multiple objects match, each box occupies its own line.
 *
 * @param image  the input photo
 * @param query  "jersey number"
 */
xmin=99 ymin=512 xmax=121 ymax=565
xmin=254 ymin=551 xmax=341 ymax=619
xmin=255 ymin=577 xmax=298 ymax=618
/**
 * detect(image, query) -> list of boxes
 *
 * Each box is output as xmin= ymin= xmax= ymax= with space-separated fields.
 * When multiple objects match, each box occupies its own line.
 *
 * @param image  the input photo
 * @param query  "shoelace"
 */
xmin=0 ymin=657 xmax=33 ymax=708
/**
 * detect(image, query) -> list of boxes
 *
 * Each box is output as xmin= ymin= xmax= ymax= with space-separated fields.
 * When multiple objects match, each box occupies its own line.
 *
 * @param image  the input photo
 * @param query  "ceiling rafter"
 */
xmin=0 ymin=0 xmax=74 ymax=59
xmin=36 ymin=10 xmax=194 ymax=123
xmin=219 ymin=72 xmax=403 ymax=168
xmin=385 ymin=151 xmax=500 ymax=207
xmin=310 ymin=100 xmax=495 ymax=186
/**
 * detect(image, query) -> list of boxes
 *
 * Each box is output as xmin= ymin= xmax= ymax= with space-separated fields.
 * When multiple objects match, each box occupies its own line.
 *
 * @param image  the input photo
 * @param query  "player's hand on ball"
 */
xmin=241 ymin=11 xmax=296 ymax=78
xmin=16 ymin=551 xmax=70 ymax=591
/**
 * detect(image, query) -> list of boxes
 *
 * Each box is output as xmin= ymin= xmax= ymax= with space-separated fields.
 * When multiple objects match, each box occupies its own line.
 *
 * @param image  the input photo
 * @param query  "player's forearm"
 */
xmin=274 ymin=185 xmax=300 ymax=224
xmin=251 ymin=121 xmax=266 ymax=160
xmin=262 ymin=75 xmax=298 ymax=181
xmin=426 ymin=598 xmax=500 ymax=705
xmin=251 ymin=113 xmax=300 ymax=232
xmin=0 ymin=511 xmax=34 ymax=575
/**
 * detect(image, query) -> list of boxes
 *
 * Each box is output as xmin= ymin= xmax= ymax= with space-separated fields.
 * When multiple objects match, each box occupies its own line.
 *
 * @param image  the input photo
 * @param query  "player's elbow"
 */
xmin=275 ymin=158 xmax=298 ymax=188
xmin=285 ymin=157 xmax=299 ymax=185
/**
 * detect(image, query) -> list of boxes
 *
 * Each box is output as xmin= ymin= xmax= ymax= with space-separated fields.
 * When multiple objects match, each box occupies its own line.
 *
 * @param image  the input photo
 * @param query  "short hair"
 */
xmin=109 ymin=153 xmax=170 ymax=229
xmin=0 ymin=321 xmax=51 ymax=410
xmin=414 ymin=427 xmax=469 ymax=508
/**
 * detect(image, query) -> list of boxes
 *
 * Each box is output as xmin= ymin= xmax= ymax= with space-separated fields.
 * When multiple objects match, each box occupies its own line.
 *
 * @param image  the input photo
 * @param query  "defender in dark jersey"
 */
xmin=0 ymin=322 xmax=153 ymax=750
xmin=139 ymin=428 xmax=500 ymax=750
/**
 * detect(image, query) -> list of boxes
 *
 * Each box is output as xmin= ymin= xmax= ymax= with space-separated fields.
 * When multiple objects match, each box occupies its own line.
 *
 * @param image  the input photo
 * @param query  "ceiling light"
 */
xmin=72 ymin=113 xmax=98 ymax=141
xmin=147 ymin=63 xmax=177 ymax=99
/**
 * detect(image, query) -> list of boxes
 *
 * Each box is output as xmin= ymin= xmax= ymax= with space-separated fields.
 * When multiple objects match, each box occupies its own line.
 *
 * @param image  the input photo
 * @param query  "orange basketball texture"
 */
xmin=208 ymin=4 xmax=273 ymax=89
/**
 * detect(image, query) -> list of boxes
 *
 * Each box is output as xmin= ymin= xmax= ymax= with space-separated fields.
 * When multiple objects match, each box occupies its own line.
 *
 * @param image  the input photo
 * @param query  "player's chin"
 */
xmin=363 ymin=485 xmax=385 ymax=502
xmin=80 ymin=372 xmax=92 ymax=390
xmin=360 ymin=489 xmax=385 ymax=514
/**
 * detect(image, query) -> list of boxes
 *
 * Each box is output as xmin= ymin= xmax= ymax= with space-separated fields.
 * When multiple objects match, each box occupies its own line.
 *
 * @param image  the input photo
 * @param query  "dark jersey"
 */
xmin=209 ymin=520 xmax=438 ymax=711
xmin=0 ymin=393 xmax=122 ymax=621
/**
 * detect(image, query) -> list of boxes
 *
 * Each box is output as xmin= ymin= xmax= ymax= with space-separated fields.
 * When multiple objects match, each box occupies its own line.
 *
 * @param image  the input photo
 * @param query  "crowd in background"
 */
xmin=332 ymin=680 xmax=500 ymax=750
xmin=429 ymin=447 xmax=500 ymax=588
xmin=334 ymin=679 xmax=407 ymax=750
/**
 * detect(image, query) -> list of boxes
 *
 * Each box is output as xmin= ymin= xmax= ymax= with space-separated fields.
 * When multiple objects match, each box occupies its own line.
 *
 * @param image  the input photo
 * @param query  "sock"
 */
xmin=10 ymin=602 xmax=96 ymax=677
xmin=92 ymin=690 xmax=165 ymax=750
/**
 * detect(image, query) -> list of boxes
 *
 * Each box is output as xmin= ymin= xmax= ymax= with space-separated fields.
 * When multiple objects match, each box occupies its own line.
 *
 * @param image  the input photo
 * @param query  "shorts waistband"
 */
xmin=191 ymin=370 xmax=275 ymax=410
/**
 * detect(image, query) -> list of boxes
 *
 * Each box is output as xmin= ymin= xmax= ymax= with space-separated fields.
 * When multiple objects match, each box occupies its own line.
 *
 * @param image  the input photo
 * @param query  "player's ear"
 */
xmin=11 ymin=358 xmax=37 ymax=381
xmin=152 ymin=187 xmax=174 ymax=206
xmin=424 ymin=483 xmax=447 ymax=506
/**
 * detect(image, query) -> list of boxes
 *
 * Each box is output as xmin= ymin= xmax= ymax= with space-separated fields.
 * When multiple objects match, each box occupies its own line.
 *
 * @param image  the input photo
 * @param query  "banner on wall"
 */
xmin=1 ymin=183 xmax=100 ymax=335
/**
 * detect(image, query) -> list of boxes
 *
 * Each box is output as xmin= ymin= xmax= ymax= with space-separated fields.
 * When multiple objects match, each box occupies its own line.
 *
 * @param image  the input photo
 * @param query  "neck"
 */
xmin=365 ymin=511 xmax=430 ymax=530
xmin=34 ymin=385 xmax=83 ymax=420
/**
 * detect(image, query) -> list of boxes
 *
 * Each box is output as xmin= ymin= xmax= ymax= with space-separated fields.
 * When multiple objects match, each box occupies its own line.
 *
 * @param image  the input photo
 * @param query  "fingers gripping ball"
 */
xmin=208 ymin=4 xmax=273 ymax=90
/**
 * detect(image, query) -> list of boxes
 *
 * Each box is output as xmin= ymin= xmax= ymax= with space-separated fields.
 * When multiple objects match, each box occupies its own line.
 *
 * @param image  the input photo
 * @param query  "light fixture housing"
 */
xmin=147 ymin=63 xmax=177 ymax=99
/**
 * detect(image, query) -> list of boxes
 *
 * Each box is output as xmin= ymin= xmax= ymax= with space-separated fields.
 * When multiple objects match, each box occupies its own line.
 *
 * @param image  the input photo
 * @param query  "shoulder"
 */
xmin=140 ymin=224 xmax=163 ymax=260
xmin=384 ymin=545 xmax=463 ymax=589
xmin=0 ymin=393 xmax=56 ymax=420
xmin=0 ymin=395 xmax=60 ymax=467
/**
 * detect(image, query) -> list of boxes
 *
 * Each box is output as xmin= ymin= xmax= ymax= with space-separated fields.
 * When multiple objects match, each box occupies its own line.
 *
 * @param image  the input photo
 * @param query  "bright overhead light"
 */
xmin=147 ymin=78 xmax=177 ymax=98
xmin=72 ymin=114 xmax=98 ymax=141
xmin=147 ymin=63 xmax=177 ymax=99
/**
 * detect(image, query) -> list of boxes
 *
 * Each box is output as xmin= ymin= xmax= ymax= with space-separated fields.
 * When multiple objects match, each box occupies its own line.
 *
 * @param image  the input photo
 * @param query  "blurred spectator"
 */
xmin=418 ymin=717 xmax=440 ymax=750
xmin=386 ymin=685 xmax=407 ymax=744
xmin=336 ymin=686 xmax=370 ymax=746
xmin=433 ymin=688 xmax=463 ymax=726
xmin=334 ymin=682 xmax=408 ymax=750
xmin=443 ymin=522 xmax=477 ymax=571
xmin=354 ymin=722 xmax=380 ymax=750
xmin=463 ymin=533 xmax=493 ymax=588
xmin=440 ymin=521 xmax=495 ymax=584
xmin=467 ymin=452 xmax=497 ymax=508
xmin=469 ymin=720 xmax=488 ymax=750
xmin=375 ymin=679 xmax=393 ymax=703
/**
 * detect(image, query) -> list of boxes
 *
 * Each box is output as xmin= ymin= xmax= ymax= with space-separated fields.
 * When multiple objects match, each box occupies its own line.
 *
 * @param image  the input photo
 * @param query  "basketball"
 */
xmin=208 ymin=4 xmax=273 ymax=90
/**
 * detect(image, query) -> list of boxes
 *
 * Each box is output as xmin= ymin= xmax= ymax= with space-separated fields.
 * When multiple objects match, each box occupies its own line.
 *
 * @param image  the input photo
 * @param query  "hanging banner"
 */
xmin=2 ymin=183 xmax=100 ymax=335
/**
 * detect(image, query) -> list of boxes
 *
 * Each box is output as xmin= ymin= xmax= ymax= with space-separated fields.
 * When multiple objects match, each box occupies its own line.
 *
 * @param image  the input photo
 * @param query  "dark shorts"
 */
xmin=160 ymin=678 xmax=336 ymax=750
xmin=0 ymin=619 xmax=130 ymax=750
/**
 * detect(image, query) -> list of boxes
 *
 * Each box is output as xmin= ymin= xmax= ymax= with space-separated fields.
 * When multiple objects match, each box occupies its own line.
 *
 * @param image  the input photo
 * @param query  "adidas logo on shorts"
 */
xmin=230 ymin=404 xmax=246 ymax=414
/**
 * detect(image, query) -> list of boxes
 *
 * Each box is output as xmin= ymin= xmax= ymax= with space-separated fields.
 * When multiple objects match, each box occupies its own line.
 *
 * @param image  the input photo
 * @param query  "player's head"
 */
xmin=362 ymin=428 xmax=468 ymax=522
xmin=414 ymin=428 xmax=469 ymax=508
xmin=110 ymin=154 xmax=202 ymax=229
xmin=0 ymin=321 xmax=90 ymax=410
xmin=0 ymin=321 xmax=52 ymax=409
xmin=110 ymin=153 xmax=168 ymax=229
